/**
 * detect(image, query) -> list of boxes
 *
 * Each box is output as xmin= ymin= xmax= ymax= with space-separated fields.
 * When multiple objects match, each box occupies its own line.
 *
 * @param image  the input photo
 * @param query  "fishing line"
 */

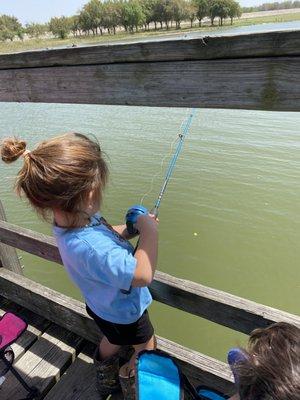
xmin=126 ymin=109 xmax=196 ymax=234
xmin=139 ymin=135 xmax=180 ymax=206
xmin=151 ymin=108 xmax=196 ymax=216
xmin=140 ymin=109 xmax=195 ymax=209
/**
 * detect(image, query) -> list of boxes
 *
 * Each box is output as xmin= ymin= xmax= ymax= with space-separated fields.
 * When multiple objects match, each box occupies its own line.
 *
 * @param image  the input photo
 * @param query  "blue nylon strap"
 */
xmin=198 ymin=388 xmax=228 ymax=400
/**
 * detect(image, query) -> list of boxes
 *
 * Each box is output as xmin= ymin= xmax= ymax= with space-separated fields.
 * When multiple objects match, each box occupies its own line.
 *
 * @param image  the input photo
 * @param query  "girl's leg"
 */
xmin=94 ymin=336 xmax=123 ymax=397
xmin=99 ymin=335 xmax=121 ymax=360
xmin=119 ymin=334 xmax=156 ymax=377
xmin=119 ymin=335 xmax=156 ymax=399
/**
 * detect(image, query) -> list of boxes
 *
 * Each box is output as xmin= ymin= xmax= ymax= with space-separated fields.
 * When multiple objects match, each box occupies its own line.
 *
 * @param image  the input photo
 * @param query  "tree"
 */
xmin=0 ymin=15 xmax=23 ymax=41
xmin=79 ymin=0 xmax=103 ymax=35
xmin=227 ymin=0 xmax=241 ymax=24
xmin=120 ymin=0 xmax=146 ymax=32
xmin=68 ymin=16 xmax=80 ymax=37
xmin=78 ymin=9 xmax=93 ymax=35
xmin=140 ymin=0 xmax=156 ymax=30
xmin=216 ymin=0 xmax=230 ymax=25
xmin=49 ymin=16 xmax=71 ymax=39
xmin=161 ymin=0 xmax=173 ymax=29
xmin=168 ymin=0 xmax=189 ymax=29
xmin=208 ymin=0 xmax=229 ymax=25
xmin=152 ymin=0 xmax=165 ymax=29
xmin=186 ymin=1 xmax=198 ymax=27
xmin=25 ymin=22 xmax=48 ymax=38
xmin=102 ymin=1 xmax=121 ymax=34
xmin=194 ymin=0 xmax=208 ymax=26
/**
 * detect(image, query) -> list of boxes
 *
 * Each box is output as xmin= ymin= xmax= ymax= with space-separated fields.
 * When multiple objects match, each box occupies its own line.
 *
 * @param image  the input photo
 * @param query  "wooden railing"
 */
xmin=0 ymin=30 xmax=299 ymax=111
xmin=0 ymin=202 xmax=299 ymax=394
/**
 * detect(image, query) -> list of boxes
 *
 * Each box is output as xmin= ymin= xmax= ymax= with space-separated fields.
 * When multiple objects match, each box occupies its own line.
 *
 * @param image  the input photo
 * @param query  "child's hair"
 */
xmin=1 ymin=133 xmax=108 ymax=220
xmin=236 ymin=322 xmax=300 ymax=400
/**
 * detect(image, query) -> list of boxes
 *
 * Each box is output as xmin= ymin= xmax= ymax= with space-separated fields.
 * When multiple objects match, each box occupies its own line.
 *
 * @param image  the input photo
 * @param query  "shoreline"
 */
xmin=0 ymin=9 xmax=299 ymax=54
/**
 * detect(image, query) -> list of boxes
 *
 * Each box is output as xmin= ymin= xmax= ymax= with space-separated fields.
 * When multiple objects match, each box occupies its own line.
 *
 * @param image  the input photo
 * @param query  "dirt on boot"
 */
xmin=119 ymin=373 xmax=136 ymax=400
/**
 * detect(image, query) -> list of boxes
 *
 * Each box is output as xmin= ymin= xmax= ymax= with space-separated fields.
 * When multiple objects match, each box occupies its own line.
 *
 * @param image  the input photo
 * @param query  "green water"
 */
xmin=0 ymin=102 xmax=299 ymax=361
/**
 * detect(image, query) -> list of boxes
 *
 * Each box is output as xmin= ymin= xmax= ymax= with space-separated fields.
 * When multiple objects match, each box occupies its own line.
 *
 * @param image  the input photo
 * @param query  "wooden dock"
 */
xmin=0 ymin=295 xmax=123 ymax=399
xmin=0 ymin=200 xmax=299 ymax=399
xmin=0 ymin=30 xmax=300 ymax=399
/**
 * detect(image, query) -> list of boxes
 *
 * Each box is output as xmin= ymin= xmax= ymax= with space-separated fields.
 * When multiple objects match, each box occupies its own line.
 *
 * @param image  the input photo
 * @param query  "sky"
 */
xmin=0 ymin=0 xmax=283 ymax=24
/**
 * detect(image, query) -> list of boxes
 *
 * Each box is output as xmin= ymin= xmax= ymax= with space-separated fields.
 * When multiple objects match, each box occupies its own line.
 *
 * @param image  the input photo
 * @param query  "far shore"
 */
xmin=241 ymin=7 xmax=300 ymax=19
xmin=0 ymin=8 xmax=299 ymax=54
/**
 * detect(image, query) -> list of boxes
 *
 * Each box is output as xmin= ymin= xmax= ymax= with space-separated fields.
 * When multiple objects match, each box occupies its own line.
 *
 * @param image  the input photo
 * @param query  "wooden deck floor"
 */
xmin=0 ymin=296 xmax=123 ymax=400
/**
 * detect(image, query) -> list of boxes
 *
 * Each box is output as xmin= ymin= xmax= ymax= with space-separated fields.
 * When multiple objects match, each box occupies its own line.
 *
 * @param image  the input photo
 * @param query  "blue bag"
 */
xmin=136 ymin=350 xmax=229 ymax=400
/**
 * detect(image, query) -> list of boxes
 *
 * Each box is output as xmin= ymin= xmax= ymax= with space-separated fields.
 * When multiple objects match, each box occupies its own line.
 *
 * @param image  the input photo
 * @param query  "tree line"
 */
xmin=3 ymin=0 xmax=297 ymax=42
xmin=0 ymin=0 xmax=242 ymax=41
xmin=243 ymin=0 xmax=300 ymax=12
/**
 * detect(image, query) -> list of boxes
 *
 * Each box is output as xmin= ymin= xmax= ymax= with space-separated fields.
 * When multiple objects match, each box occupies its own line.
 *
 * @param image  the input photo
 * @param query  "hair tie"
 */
xmin=22 ymin=149 xmax=31 ymax=158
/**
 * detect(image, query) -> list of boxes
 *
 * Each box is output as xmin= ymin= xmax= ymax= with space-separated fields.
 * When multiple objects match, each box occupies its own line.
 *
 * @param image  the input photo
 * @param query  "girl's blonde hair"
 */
xmin=1 ymin=133 xmax=108 ymax=220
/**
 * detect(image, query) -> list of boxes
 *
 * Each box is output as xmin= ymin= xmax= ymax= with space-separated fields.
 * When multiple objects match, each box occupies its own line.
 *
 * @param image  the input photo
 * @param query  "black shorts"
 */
xmin=86 ymin=305 xmax=154 ymax=346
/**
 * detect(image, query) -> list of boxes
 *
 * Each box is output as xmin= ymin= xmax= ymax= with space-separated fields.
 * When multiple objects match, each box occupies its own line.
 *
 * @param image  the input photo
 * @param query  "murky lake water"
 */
xmin=1 ymin=103 xmax=299 ymax=361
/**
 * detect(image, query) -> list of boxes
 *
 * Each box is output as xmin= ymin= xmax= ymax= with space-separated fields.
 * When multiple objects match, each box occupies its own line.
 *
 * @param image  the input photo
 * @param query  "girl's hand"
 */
xmin=135 ymin=214 xmax=158 ymax=233
xmin=149 ymin=213 xmax=159 ymax=222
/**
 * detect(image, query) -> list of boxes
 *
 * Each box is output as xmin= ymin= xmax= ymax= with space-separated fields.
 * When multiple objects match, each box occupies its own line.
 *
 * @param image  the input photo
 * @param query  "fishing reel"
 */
xmin=126 ymin=205 xmax=148 ymax=235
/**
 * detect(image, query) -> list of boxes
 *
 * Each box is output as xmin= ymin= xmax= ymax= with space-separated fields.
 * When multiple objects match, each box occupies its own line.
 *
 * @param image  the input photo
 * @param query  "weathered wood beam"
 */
xmin=0 ymin=268 xmax=234 ymax=394
xmin=0 ymin=56 xmax=299 ymax=111
xmin=0 ymin=201 xmax=23 ymax=274
xmin=0 ymin=57 xmax=299 ymax=111
xmin=0 ymin=31 xmax=299 ymax=69
xmin=0 ymin=220 xmax=299 ymax=333
xmin=0 ymin=220 xmax=59 ymax=263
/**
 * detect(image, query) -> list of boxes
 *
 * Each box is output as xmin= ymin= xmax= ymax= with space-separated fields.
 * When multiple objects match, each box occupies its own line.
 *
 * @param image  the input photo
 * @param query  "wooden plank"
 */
xmin=0 ymin=222 xmax=299 ymax=334
xmin=0 ymin=295 xmax=50 ymax=361
xmin=0 ymin=220 xmax=60 ymax=264
xmin=0 ymin=57 xmax=299 ymax=111
xmin=0 ymin=201 xmax=23 ymax=274
xmin=0 ymin=323 xmax=83 ymax=399
xmin=0 ymin=270 xmax=234 ymax=392
xmin=44 ymin=342 xmax=100 ymax=400
xmin=151 ymin=271 xmax=300 ymax=334
xmin=44 ymin=339 xmax=229 ymax=400
xmin=0 ymin=31 xmax=299 ymax=69
xmin=0 ymin=268 xmax=101 ymax=344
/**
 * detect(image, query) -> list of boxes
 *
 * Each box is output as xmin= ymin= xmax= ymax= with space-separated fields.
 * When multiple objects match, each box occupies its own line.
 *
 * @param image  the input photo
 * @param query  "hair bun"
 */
xmin=1 ymin=137 xmax=27 ymax=164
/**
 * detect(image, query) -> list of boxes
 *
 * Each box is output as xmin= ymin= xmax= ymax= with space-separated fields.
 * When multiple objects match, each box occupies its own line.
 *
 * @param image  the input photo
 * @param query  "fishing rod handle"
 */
xmin=125 ymin=204 xmax=149 ymax=235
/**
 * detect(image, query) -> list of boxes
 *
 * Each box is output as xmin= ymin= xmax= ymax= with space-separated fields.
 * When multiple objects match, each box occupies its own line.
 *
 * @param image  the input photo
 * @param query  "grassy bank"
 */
xmin=0 ymin=11 xmax=299 ymax=54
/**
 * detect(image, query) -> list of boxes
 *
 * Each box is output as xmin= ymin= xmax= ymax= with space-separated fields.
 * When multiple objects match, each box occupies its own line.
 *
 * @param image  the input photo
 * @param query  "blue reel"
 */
xmin=126 ymin=204 xmax=148 ymax=235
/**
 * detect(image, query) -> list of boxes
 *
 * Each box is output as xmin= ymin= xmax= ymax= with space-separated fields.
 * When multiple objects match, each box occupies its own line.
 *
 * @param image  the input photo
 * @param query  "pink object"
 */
xmin=0 ymin=312 xmax=27 ymax=351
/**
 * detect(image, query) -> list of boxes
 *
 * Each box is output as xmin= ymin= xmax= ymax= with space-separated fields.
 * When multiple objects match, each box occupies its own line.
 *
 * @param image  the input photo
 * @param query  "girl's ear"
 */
xmin=86 ymin=189 xmax=100 ymax=211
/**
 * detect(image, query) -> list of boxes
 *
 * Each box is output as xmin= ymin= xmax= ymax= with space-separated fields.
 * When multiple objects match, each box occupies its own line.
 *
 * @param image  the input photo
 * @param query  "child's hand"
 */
xmin=149 ymin=213 xmax=159 ymax=222
xmin=135 ymin=214 xmax=158 ymax=233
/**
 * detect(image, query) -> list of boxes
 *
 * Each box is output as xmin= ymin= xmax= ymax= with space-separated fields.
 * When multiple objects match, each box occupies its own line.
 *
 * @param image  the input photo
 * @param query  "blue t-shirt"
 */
xmin=53 ymin=213 xmax=152 ymax=324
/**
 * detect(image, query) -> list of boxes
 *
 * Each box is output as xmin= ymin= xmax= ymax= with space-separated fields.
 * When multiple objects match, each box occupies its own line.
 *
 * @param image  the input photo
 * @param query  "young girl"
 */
xmin=228 ymin=322 xmax=300 ymax=400
xmin=1 ymin=133 xmax=158 ymax=400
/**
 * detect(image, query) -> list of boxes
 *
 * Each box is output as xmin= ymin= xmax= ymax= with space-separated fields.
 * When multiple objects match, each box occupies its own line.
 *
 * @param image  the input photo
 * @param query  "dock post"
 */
xmin=0 ymin=200 xmax=23 ymax=274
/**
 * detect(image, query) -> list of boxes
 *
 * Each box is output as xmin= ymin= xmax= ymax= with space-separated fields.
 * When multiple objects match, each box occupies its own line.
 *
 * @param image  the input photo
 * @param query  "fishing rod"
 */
xmin=125 ymin=109 xmax=196 ymax=234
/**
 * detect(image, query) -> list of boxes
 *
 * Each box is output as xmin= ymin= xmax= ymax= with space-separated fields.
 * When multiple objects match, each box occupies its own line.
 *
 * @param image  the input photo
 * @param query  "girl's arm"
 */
xmin=131 ymin=215 xmax=158 ymax=287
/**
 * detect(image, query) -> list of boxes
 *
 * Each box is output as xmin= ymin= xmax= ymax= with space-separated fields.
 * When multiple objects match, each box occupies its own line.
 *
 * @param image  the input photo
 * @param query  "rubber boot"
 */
xmin=119 ymin=370 xmax=136 ymax=400
xmin=93 ymin=346 xmax=134 ymax=399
